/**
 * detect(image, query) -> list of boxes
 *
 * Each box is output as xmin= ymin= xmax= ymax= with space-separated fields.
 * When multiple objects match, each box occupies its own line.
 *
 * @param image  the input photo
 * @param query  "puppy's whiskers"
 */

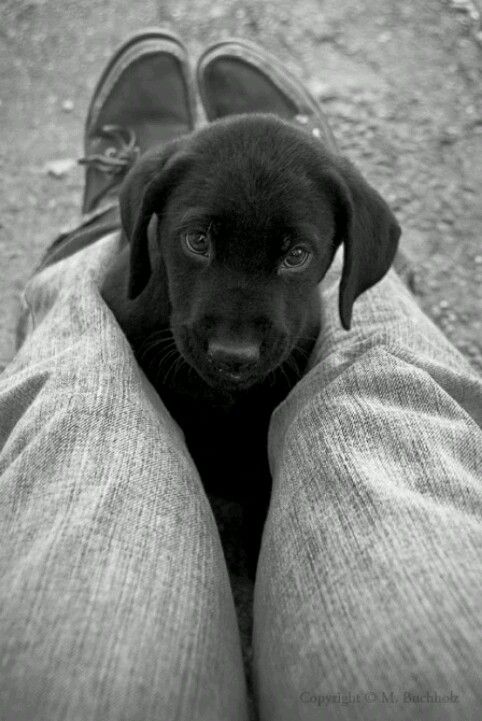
xmin=137 ymin=329 xmax=177 ymax=363
xmin=285 ymin=353 xmax=304 ymax=381
xmin=161 ymin=352 xmax=181 ymax=386
xmin=139 ymin=340 xmax=177 ymax=365
xmin=154 ymin=347 xmax=179 ymax=382
xmin=279 ymin=363 xmax=294 ymax=392
xmin=294 ymin=344 xmax=311 ymax=359
xmin=268 ymin=363 xmax=292 ymax=393
xmin=169 ymin=354 xmax=188 ymax=387
xmin=162 ymin=350 xmax=193 ymax=388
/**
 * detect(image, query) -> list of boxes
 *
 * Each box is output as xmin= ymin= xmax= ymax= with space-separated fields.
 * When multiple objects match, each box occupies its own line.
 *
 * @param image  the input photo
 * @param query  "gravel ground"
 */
xmin=1 ymin=1 xmax=481 ymax=718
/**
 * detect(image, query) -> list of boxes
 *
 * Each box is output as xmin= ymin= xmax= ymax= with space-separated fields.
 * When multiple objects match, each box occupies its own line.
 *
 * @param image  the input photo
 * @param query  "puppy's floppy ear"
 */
xmin=327 ymin=156 xmax=401 ymax=330
xmin=119 ymin=138 xmax=192 ymax=299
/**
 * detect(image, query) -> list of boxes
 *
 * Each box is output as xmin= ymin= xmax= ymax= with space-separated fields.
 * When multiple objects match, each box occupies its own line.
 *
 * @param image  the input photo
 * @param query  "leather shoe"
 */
xmin=80 ymin=29 xmax=196 ymax=215
xmin=196 ymin=38 xmax=338 ymax=153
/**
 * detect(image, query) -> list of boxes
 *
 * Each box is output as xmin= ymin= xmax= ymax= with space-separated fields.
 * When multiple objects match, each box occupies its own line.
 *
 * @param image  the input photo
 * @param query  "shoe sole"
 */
xmin=196 ymin=37 xmax=338 ymax=152
xmin=84 ymin=28 xmax=196 ymax=151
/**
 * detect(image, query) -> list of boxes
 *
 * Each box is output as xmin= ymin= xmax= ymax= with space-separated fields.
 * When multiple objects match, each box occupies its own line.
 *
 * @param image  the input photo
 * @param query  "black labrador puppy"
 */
xmin=102 ymin=113 xmax=400 ymax=574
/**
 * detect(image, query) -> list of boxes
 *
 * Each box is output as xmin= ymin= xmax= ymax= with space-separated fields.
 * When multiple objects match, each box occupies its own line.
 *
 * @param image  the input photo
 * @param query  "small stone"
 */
xmin=310 ymin=80 xmax=338 ymax=101
xmin=409 ymin=272 xmax=425 ymax=295
xmin=61 ymin=99 xmax=74 ymax=112
xmin=377 ymin=31 xmax=392 ymax=43
xmin=439 ymin=128 xmax=459 ymax=145
xmin=311 ymin=28 xmax=339 ymax=43
xmin=44 ymin=158 xmax=76 ymax=178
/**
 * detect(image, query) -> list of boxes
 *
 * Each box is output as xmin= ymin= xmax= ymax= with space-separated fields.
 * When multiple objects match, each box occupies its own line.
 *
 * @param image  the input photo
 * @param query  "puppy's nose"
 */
xmin=208 ymin=339 xmax=260 ymax=372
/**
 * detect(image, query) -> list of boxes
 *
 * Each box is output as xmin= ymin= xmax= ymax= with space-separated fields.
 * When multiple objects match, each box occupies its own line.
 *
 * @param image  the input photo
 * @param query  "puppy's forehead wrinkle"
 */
xmin=180 ymin=161 xmax=316 ymax=237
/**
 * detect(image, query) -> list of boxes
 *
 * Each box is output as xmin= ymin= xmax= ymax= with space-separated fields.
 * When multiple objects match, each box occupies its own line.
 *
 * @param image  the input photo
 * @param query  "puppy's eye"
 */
xmin=281 ymin=245 xmax=311 ymax=270
xmin=184 ymin=230 xmax=211 ymax=257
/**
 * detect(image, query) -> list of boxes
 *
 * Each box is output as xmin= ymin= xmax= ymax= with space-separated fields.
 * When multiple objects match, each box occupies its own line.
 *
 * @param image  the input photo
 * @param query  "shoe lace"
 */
xmin=78 ymin=124 xmax=140 ymax=175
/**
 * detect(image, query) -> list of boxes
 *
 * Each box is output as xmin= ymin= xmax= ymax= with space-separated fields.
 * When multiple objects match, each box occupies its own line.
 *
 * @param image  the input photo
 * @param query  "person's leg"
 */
xmin=196 ymin=41 xmax=482 ymax=721
xmin=0 ymin=32 xmax=248 ymax=721
xmin=254 ymin=258 xmax=481 ymax=721
xmin=1 ymin=235 xmax=248 ymax=721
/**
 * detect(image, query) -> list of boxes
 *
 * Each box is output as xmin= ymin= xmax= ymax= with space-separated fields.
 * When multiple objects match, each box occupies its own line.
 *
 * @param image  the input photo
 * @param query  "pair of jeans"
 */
xmin=0 ymin=223 xmax=481 ymax=720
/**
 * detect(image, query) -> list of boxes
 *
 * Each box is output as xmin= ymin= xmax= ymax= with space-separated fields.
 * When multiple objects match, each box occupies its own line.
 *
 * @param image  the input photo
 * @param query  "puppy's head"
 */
xmin=120 ymin=114 xmax=400 ymax=392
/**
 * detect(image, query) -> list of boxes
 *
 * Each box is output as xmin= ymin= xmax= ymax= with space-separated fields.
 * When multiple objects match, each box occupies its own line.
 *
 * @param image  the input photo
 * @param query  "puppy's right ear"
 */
xmin=119 ymin=137 xmax=192 ymax=299
xmin=323 ymin=155 xmax=400 ymax=330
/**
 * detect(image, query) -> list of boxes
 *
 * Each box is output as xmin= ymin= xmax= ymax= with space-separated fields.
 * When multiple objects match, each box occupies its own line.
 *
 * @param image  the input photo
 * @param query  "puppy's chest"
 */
xmin=158 ymin=383 xmax=278 ymax=501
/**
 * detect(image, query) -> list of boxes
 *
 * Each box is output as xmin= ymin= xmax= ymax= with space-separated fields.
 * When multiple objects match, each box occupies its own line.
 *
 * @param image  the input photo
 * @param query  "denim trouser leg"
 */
xmin=254 ymin=259 xmax=482 ymax=720
xmin=2 ymin=229 xmax=481 ymax=721
xmin=0 ymin=233 xmax=249 ymax=721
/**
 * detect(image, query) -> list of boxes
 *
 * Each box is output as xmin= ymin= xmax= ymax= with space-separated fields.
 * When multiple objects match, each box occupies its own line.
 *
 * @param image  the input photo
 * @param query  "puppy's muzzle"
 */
xmin=207 ymin=339 xmax=260 ymax=381
xmin=178 ymin=311 xmax=287 ymax=390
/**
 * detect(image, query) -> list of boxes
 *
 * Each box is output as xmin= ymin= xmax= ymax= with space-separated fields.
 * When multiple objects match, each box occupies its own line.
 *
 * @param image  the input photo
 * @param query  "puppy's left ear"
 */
xmin=328 ymin=157 xmax=401 ymax=330
xmin=119 ymin=137 xmax=192 ymax=299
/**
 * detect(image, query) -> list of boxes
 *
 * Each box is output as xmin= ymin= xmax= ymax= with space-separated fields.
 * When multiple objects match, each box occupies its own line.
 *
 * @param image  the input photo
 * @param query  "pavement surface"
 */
xmin=1 ymin=1 xmax=481 ymax=718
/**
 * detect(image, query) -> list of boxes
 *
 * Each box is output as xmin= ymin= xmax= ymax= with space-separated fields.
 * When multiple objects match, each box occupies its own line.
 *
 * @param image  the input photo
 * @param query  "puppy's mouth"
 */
xmin=176 ymin=326 xmax=288 ymax=392
xmin=204 ymin=362 xmax=259 ymax=390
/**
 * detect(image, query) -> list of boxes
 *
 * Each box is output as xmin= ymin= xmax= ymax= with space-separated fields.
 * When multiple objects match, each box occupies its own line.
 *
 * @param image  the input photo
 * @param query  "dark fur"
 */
xmin=102 ymin=114 xmax=400 ymax=574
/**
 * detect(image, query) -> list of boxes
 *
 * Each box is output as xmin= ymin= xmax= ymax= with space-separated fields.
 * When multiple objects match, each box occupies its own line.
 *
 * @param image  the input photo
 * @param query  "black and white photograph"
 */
xmin=0 ymin=1 xmax=481 ymax=719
